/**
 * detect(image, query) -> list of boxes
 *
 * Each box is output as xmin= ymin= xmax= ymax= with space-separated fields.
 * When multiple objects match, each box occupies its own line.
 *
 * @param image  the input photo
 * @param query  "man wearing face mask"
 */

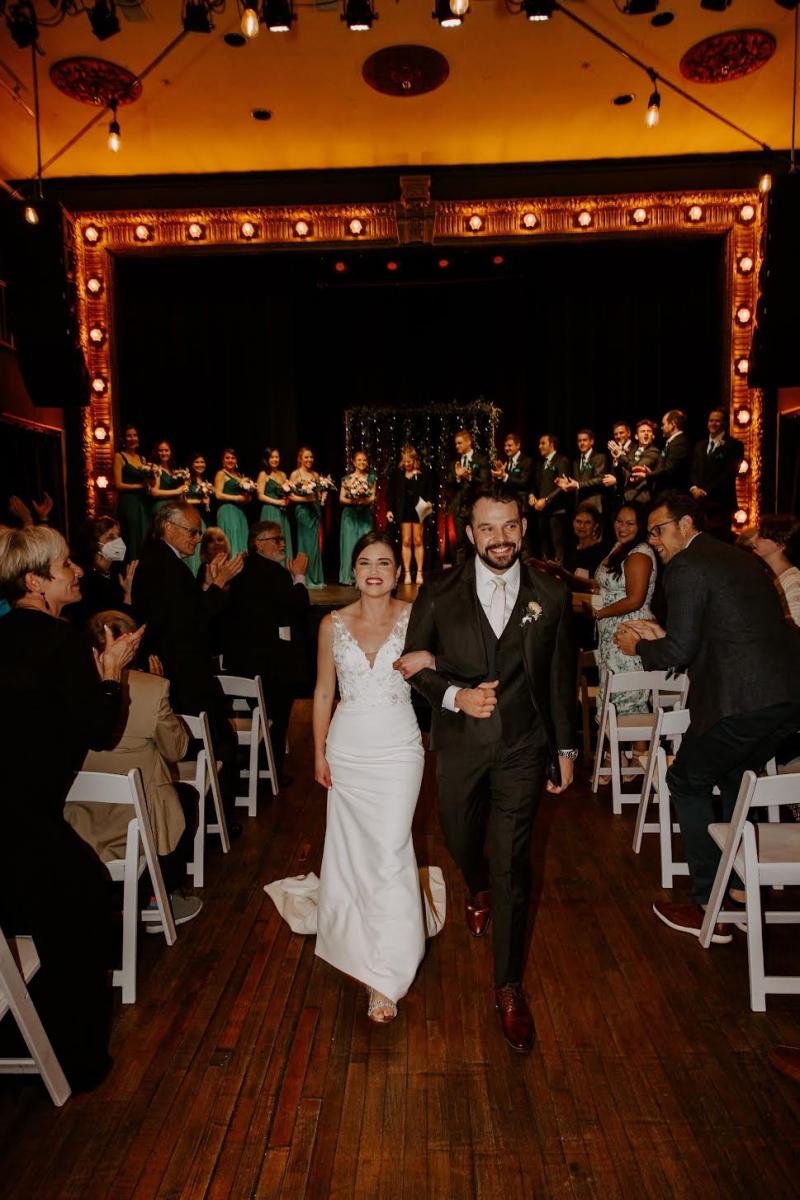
xmin=69 ymin=515 xmax=139 ymax=628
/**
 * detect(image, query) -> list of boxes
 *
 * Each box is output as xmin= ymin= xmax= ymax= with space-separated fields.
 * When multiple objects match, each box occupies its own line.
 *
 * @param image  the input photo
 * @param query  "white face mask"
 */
xmin=100 ymin=537 xmax=126 ymax=563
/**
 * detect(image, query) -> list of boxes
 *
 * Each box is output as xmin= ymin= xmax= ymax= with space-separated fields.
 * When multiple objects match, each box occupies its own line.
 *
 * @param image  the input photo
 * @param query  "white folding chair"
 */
xmin=632 ymin=707 xmax=691 ymax=888
xmin=592 ymin=669 xmax=689 ymax=815
xmin=177 ymin=711 xmax=231 ymax=888
xmin=216 ymin=674 xmax=279 ymax=817
xmin=577 ymin=649 xmax=598 ymax=767
xmin=0 ymin=929 xmax=71 ymax=1106
xmin=66 ymin=769 xmax=176 ymax=1005
xmin=700 ymin=769 xmax=800 ymax=1011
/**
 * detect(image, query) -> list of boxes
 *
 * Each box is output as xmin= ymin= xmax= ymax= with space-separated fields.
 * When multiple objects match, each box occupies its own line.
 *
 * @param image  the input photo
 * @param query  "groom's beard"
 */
xmin=476 ymin=542 xmax=522 ymax=572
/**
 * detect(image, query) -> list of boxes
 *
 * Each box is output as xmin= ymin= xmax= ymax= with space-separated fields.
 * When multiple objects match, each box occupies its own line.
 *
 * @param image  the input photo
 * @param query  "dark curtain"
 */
xmin=114 ymin=235 xmax=725 ymax=478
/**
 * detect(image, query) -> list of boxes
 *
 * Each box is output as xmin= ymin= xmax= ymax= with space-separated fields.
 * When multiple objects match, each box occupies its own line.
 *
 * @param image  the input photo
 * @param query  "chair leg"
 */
xmin=0 ymin=937 xmax=71 ymax=1106
xmin=742 ymin=828 xmax=767 ymax=1011
xmin=261 ymin=714 xmax=279 ymax=798
xmin=699 ymin=835 xmax=739 ymax=950
xmin=659 ymin=778 xmax=674 ymax=890
xmin=247 ymin=713 xmax=259 ymax=817
xmin=190 ymin=771 xmax=205 ymax=890
xmin=119 ymin=841 xmax=139 ymax=1005
xmin=591 ymin=707 xmax=607 ymax=793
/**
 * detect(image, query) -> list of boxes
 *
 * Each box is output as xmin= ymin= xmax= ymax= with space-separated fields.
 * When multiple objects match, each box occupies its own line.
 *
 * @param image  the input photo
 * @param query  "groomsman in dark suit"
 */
xmin=528 ymin=433 xmax=571 ymax=561
xmin=446 ymin=428 xmax=490 ymax=563
xmin=640 ymin=409 xmax=691 ymax=497
xmin=615 ymin=493 xmax=800 ymax=943
xmin=614 ymin=418 xmax=662 ymax=506
xmin=558 ymin=428 xmax=608 ymax=514
xmin=399 ymin=482 xmax=576 ymax=1051
xmin=493 ymin=432 xmax=532 ymax=514
xmin=690 ymin=408 xmax=745 ymax=528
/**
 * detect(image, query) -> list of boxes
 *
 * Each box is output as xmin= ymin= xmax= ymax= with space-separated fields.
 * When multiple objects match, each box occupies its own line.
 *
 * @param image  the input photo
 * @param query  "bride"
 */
xmin=311 ymin=530 xmax=435 ymax=1022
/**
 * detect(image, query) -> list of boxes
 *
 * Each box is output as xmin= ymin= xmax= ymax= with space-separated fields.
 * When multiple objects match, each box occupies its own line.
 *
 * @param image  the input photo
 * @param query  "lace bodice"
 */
xmin=331 ymin=607 xmax=413 ymax=708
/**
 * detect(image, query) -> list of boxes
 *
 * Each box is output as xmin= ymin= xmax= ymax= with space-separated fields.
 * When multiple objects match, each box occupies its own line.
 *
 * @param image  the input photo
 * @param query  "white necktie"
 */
xmin=489 ymin=577 xmax=507 ymax=638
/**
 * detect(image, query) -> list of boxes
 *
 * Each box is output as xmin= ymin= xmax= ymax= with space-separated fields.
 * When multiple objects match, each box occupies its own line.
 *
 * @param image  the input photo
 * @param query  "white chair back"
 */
xmin=0 ymin=929 xmax=71 ymax=1105
xmin=215 ymin=674 xmax=279 ymax=815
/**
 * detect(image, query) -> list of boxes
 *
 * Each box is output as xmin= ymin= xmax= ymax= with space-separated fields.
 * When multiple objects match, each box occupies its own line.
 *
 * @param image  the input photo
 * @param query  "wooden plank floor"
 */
xmin=2 ymin=702 xmax=800 ymax=1200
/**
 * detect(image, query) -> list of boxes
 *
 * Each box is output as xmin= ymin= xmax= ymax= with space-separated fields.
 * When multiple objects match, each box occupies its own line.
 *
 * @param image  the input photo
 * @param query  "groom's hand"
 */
xmin=455 ymin=681 xmax=498 ymax=718
xmin=546 ymin=755 xmax=574 ymax=795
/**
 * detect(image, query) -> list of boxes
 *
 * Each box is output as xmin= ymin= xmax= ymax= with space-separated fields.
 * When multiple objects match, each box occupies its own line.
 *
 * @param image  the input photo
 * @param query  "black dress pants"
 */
xmin=436 ymin=730 xmax=548 ymax=986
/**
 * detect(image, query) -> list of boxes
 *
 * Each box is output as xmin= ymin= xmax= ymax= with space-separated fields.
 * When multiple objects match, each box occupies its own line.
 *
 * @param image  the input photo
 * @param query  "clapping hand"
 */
xmin=393 ymin=650 xmax=435 ymax=679
xmin=119 ymin=559 xmax=138 ymax=605
xmin=207 ymin=551 xmax=245 ymax=589
xmin=601 ymin=474 xmax=617 ymax=488
xmin=94 ymin=623 xmax=145 ymax=681
xmin=31 ymin=492 xmax=53 ymax=522
xmin=607 ymin=440 xmax=623 ymax=461
xmin=148 ymin=654 xmax=164 ymax=676
xmin=288 ymin=552 xmax=308 ymax=577
xmin=456 ymin=680 xmax=498 ymax=718
xmin=7 ymin=496 xmax=33 ymax=526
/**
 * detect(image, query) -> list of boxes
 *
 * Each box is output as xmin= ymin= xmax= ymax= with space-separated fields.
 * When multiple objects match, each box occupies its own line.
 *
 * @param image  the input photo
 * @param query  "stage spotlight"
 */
xmin=6 ymin=2 xmax=38 ymax=49
xmin=522 ymin=0 xmax=555 ymax=20
xmin=432 ymin=0 xmax=462 ymax=27
xmin=241 ymin=3 xmax=260 ymax=37
xmin=183 ymin=1 xmax=214 ymax=33
xmin=88 ymin=1 xmax=120 ymax=41
xmin=24 ymin=204 xmax=39 ymax=225
xmin=342 ymin=0 xmax=376 ymax=31
xmin=265 ymin=0 xmax=294 ymax=30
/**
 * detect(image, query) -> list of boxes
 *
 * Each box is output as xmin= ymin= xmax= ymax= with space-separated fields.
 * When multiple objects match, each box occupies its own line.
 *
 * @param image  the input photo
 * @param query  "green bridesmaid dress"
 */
xmin=217 ymin=474 xmax=250 ymax=557
xmin=295 ymin=496 xmax=324 ymax=588
xmin=116 ymin=454 xmax=150 ymax=561
xmin=151 ymin=469 xmax=184 ymax=515
xmin=185 ymin=480 xmax=208 ymax=577
xmin=260 ymin=476 xmax=294 ymax=561
xmin=338 ymin=474 xmax=375 ymax=585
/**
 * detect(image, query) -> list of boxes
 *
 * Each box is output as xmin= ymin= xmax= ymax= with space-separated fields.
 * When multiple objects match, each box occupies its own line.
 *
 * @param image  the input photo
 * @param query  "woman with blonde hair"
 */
xmin=386 ymin=443 xmax=431 ymax=586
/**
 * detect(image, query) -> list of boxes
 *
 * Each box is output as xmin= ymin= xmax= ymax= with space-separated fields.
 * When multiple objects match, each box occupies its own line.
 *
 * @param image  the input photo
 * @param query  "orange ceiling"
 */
xmin=0 ymin=0 xmax=793 ymax=185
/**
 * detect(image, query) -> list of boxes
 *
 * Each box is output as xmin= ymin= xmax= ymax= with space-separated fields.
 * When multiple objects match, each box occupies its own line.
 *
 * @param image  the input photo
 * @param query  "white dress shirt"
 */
xmin=442 ymin=558 xmax=521 ymax=712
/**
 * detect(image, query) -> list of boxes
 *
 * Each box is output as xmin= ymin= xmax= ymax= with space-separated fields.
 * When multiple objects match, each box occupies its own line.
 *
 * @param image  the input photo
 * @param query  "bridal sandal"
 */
xmin=366 ymin=987 xmax=398 ymax=1024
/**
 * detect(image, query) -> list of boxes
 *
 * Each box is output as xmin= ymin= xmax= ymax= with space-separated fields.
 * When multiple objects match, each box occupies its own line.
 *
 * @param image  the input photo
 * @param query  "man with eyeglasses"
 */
xmin=614 ymin=493 xmax=800 ymax=945
xmin=133 ymin=500 xmax=245 ymax=826
xmin=221 ymin=521 xmax=310 ymax=784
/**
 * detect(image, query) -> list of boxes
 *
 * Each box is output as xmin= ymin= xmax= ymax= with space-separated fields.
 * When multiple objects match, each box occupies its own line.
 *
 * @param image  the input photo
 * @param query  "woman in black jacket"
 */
xmin=385 ymin=444 xmax=432 ymax=586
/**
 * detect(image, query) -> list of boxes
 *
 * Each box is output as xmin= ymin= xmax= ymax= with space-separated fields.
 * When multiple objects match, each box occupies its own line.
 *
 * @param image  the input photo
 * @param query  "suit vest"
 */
xmin=475 ymin=591 xmax=545 ymax=747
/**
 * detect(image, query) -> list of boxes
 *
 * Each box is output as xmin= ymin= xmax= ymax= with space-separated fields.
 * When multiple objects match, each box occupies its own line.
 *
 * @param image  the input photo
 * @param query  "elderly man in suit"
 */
xmin=221 ymin=520 xmax=310 ymax=783
xmin=690 ymin=408 xmax=745 ymax=530
xmin=398 ymin=482 xmax=577 ymax=1052
xmin=615 ymin=493 xmax=800 ymax=943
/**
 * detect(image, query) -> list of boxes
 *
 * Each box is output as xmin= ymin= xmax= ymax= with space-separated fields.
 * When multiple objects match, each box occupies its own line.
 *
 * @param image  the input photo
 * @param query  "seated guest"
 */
xmin=0 ymin=526 xmax=141 ymax=1091
xmin=221 ymin=521 xmax=310 ymax=782
xmin=69 ymin=515 xmax=137 ymax=626
xmin=561 ymin=504 xmax=607 ymax=578
xmin=744 ymin=514 xmax=800 ymax=627
xmin=198 ymin=526 xmax=231 ymax=590
xmin=66 ymin=610 xmax=201 ymax=928
xmin=690 ymin=408 xmax=744 ymax=530
xmin=615 ymin=494 xmax=800 ymax=941
xmin=132 ymin=500 xmax=243 ymax=825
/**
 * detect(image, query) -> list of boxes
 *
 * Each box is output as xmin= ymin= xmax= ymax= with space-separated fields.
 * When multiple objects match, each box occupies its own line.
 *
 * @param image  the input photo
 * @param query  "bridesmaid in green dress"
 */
xmin=112 ymin=424 xmax=151 ymax=561
xmin=289 ymin=445 xmax=325 ymax=589
xmin=338 ymin=450 xmax=376 ymax=585
xmin=185 ymin=452 xmax=211 ymax=577
xmin=213 ymin=448 xmax=252 ymax=557
xmin=256 ymin=447 xmax=293 ymax=562
xmin=149 ymin=440 xmax=188 ymax=516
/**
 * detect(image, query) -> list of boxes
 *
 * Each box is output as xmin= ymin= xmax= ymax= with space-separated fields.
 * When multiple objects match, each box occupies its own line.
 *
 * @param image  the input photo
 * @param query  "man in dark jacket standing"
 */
xmin=690 ymin=408 xmax=745 ymax=529
xmin=615 ymin=494 xmax=800 ymax=943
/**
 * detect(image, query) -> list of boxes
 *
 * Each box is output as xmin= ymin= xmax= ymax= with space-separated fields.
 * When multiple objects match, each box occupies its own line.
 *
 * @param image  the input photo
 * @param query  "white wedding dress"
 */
xmin=265 ymin=605 xmax=444 ymax=1003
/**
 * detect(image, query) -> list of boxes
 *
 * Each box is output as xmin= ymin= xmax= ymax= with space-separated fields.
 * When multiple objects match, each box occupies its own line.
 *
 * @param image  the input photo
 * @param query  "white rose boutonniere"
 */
xmin=520 ymin=600 xmax=543 ymax=628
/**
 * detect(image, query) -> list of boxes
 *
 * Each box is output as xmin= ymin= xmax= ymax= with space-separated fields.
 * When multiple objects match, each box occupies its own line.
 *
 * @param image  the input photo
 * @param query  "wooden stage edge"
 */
xmin=309 ymin=582 xmax=420 ymax=608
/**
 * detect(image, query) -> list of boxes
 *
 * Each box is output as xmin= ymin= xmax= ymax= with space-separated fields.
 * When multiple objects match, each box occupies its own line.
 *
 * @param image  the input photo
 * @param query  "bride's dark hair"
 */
xmin=350 ymin=530 xmax=398 ymax=573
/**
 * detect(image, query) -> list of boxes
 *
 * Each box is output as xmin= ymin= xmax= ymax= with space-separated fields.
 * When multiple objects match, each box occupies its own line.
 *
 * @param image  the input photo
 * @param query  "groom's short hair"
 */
xmin=467 ymin=482 xmax=523 ymax=526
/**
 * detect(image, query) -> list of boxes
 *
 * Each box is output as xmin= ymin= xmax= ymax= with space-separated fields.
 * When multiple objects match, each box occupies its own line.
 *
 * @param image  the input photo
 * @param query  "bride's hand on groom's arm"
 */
xmin=393 ymin=650 xmax=436 ymax=679
xmin=314 ymin=753 xmax=332 ymax=789
xmin=455 ymin=681 xmax=498 ymax=719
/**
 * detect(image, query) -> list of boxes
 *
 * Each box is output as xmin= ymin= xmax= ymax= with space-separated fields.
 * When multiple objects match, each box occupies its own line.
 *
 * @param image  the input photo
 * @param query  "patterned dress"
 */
xmin=595 ymin=541 xmax=657 ymax=716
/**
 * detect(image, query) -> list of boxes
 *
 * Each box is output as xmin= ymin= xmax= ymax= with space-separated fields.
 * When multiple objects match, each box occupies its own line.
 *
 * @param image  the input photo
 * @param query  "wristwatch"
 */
xmin=558 ymin=749 xmax=579 ymax=760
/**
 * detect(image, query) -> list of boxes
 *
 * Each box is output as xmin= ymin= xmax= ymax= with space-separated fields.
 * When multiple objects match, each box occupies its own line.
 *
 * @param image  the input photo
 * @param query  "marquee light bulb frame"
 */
xmin=71 ymin=188 xmax=763 ymax=525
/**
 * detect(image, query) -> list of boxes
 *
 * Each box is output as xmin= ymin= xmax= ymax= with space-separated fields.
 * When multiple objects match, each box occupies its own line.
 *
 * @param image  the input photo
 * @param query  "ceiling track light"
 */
xmin=6 ymin=1 xmax=38 ymax=49
xmin=645 ymin=71 xmax=661 ymax=128
xmin=240 ymin=2 xmax=261 ymax=37
xmin=699 ymin=0 xmax=731 ymax=10
xmin=621 ymin=0 xmax=658 ymax=12
xmin=88 ymin=0 xmax=120 ymax=41
xmin=522 ymin=0 xmax=555 ymax=21
xmin=342 ymin=0 xmax=377 ymax=30
xmin=183 ymin=1 xmax=215 ymax=33
xmin=432 ymin=0 xmax=463 ymax=27
xmin=264 ymin=0 xmax=295 ymax=31
xmin=107 ymin=101 xmax=121 ymax=152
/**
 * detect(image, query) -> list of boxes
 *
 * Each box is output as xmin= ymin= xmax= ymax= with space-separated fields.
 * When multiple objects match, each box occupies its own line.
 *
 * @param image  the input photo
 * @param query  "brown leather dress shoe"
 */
xmin=495 ymin=984 xmax=535 ymax=1053
xmin=770 ymin=1045 xmax=800 ymax=1084
xmin=465 ymin=890 xmax=491 ymax=937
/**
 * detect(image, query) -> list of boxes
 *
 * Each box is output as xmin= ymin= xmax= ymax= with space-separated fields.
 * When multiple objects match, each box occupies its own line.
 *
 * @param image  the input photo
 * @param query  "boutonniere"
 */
xmin=520 ymin=600 xmax=543 ymax=627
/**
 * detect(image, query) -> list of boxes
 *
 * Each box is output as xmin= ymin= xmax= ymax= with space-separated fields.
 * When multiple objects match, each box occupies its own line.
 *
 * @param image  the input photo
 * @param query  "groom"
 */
xmin=399 ymin=483 xmax=577 ymax=1051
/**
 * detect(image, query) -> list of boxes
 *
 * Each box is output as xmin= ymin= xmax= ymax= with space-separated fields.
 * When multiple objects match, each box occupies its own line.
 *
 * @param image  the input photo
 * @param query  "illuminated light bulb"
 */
xmin=736 ymin=408 xmax=752 ymax=426
xmin=687 ymin=205 xmax=703 ymax=222
xmin=334 ymin=261 xmax=347 ymax=273
xmin=739 ymin=203 xmax=755 ymax=222
xmin=645 ymin=88 xmax=660 ymax=129
xmin=84 ymin=224 xmax=101 ymax=243
xmin=467 ymin=214 xmax=483 ymax=231
xmin=107 ymin=102 xmax=121 ymax=153
xmin=450 ymin=0 xmax=469 ymax=13
xmin=187 ymin=222 xmax=204 ymax=240
xmin=294 ymin=220 xmax=310 ymax=237
xmin=93 ymin=425 xmax=109 ymax=442
xmin=348 ymin=218 xmax=364 ymax=235
xmin=735 ymin=357 xmax=749 ymax=375
xmin=87 ymin=276 xmax=103 ymax=294
xmin=738 ymin=255 xmax=753 ymax=273
xmin=632 ymin=207 xmax=648 ymax=224
xmin=96 ymin=475 xmax=109 ymax=490
xmin=241 ymin=221 xmax=256 ymax=238
xmin=89 ymin=326 xmax=105 ymax=344
xmin=577 ymin=210 xmax=592 ymax=228
xmin=386 ymin=260 xmax=398 ymax=271
xmin=733 ymin=509 xmax=748 ymax=526
xmin=241 ymin=4 xmax=260 ymax=37
xmin=24 ymin=204 xmax=39 ymax=225
xmin=134 ymin=224 xmax=151 ymax=241
xmin=521 ymin=211 xmax=537 ymax=229
xmin=738 ymin=459 xmax=749 ymax=475
xmin=759 ymin=173 xmax=772 ymax=194
xmin=438 ymin=258 xmax=449 ymax=268
xmin=736 ymin=306 xmax=752 ymax=325
xmin=91 ymin=376 xmax=107 ymax=394
xmin=492 ymin=255 xmax=504 ymax=265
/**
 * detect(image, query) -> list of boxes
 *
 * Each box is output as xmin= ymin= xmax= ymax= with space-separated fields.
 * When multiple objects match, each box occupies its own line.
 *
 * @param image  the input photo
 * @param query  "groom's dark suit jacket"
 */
xmin=637 ymin=533 xmax=800 ymax=735
xmin=403 ymin=558 xmax=576 ymax=760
